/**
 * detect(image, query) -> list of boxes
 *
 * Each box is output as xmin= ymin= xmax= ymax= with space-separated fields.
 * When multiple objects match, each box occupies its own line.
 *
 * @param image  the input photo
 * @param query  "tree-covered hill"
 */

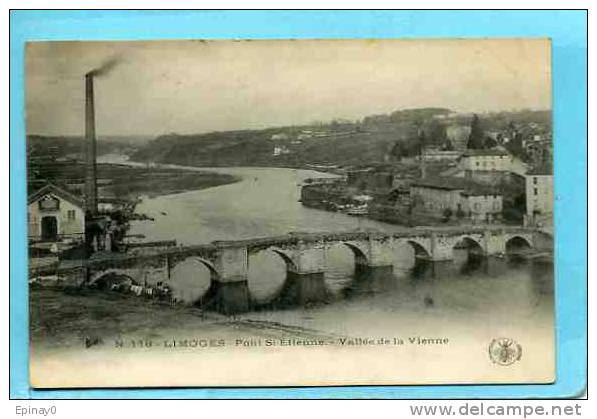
xmin=127 ymin=108 xmax=551 ymax=168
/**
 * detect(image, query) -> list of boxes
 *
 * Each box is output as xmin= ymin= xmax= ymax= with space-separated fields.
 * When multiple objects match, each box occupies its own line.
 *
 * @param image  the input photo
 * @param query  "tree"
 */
xmin=505 ymin=131 xmax=524 ymax=158
xmin=484 ymin=136 xmax=498 ymax=149
xmin=466 ymin=114 xmax=485 ymax=149
xmin=390 ymin=141 xmax=406 ymax=161
xmin=417 ymin=130 xmax=427 ymax=154
xmin=426 ymin=120 xmax=448 ymax=146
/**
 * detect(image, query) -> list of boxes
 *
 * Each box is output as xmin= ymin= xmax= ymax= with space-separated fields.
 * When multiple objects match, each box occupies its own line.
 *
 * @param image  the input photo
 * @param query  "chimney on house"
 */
xmin=84 ymin=73 xmax=98 ymax=215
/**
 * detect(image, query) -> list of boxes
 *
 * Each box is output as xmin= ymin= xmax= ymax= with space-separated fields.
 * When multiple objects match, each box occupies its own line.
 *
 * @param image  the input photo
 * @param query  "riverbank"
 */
xmin=29 ymin=287 xmax=339 ymax=350
xmin=28 ymin=159 xmax=242 ymax=201
xmin=98 ymin=163 xmax=241 ymax=199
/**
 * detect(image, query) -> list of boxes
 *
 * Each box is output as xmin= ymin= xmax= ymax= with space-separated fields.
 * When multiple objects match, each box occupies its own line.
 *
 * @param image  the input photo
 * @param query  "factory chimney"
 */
xmin=84 ymin=73 xmax=98 ymax=215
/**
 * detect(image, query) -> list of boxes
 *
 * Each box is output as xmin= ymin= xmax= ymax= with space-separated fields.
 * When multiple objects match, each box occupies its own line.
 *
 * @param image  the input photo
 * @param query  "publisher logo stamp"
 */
xmin=489 ymin=338 xmax=522 ymax=366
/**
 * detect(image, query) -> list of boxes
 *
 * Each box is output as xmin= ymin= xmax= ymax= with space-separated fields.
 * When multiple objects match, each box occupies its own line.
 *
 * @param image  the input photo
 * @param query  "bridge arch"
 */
xmin=341 ymin=241 xmax=369 ymax=266
xmin=268 ymin=247 xmax=299 ymax=272
xmin=171 ymin=256 xmax=220 ymax=281
xmin=452 ymin=235 xmax=485 ymax=254
xmin=169 ymin=256 xmax=221 ymax=304
xmin=89 ymin=269 xmax=140 ymax=288
xmin=405 ymin=239 xmax=431 ymax=259
xmin=505 ymin=235 xmax=533 ymax=254
xmin=246 ymin=247 xmax=296 ymax=304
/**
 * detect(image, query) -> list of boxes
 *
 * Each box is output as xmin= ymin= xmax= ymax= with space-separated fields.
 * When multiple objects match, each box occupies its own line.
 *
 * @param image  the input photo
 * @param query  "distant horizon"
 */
xmin=27 ymin=106 xmax=552 ymax=139
xmin=26 ymin=39 xmax=552 ymax=137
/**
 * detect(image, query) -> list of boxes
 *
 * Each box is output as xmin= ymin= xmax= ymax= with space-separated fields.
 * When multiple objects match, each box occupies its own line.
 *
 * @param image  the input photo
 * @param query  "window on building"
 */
xmin=27 ymin=212 xmax=30 ymax=222
xmin=67 ymin=209 xmax=76 ymax=220
xmin=533 ymin=177 xmax=538 ymax=185
xmin=534 ymin=188 xmax=538 ymax=196
xmin=476 ymin=162 xmax=480 ymax=167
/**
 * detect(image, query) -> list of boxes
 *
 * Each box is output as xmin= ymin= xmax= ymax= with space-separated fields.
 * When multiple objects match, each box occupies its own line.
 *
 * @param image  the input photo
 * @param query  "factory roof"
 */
xmin=28 ymin=183 xmax=84 ymax=208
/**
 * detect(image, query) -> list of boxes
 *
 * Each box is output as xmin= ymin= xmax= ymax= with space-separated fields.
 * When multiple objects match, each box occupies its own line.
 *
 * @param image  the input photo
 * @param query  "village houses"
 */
xmin=409 ymin=177 xmax=503 ymax=223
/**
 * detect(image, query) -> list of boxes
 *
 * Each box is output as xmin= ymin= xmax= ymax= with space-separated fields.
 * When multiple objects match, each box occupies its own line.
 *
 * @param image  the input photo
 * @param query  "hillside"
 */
xmin=27 ymin=135 xmax=147 ymax=159
xmin=129 ymin=108 xmax=552 ymax=168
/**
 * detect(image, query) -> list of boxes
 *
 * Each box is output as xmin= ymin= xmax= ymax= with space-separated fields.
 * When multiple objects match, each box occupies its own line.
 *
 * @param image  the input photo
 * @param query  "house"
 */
xmin=460 ymin=148 xmax=513 ymax=171
xmin=410 ymin=177 xmax=503 ymax=223
xmin=445 ymin=124 xmax=472 ymax=150
xmin=440 ymin=148 xmax=527 ymax=185
xmin=270 ymin=133 xmax=289 ymax=141
xmin=525 ymin=166 xmax=554 ymax=227
xmin=273 ymin=146 xmax=291 ymax=156
xmin=28 ymin=183 xmax=85 ymax=242
xmin=422 ymin=147 xmax=462 ymax=163
xmin=346 ymin=168 xmax=373 ymax=189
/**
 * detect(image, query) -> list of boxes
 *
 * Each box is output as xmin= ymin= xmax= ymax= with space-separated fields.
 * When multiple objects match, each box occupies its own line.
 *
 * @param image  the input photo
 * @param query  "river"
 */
xmin=95 ymin=155 xmax=554 ymax=379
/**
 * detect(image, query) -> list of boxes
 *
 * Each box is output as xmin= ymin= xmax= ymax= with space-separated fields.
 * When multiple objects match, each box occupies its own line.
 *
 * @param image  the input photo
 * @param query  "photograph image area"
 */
xmin=25 ymin=39 xmax=554 ymax=388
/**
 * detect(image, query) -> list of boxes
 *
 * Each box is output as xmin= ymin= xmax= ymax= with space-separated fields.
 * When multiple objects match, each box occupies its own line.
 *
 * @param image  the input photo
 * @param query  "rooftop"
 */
xmin=28 ymin=183 xmax=84 ymax=208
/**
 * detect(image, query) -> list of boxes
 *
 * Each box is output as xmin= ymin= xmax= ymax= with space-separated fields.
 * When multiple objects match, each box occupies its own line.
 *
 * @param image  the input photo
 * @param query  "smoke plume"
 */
xmin=86 ymin=57 xmax=120 ymax=77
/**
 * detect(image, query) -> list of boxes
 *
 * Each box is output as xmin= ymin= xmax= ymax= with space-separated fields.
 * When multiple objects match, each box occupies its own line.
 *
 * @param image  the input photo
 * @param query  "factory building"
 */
xmin=28 ymin=183 xmax=85 ymax=242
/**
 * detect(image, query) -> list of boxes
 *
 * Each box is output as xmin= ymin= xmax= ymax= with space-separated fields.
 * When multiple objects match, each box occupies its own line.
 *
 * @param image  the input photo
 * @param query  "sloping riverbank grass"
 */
xmin=100 ymin=164 xmax=241 ymax=199
xmin=29 ymin=287 xmax=224 ymax=350
xmin=28 ymin=162 xmax=241 ymax=201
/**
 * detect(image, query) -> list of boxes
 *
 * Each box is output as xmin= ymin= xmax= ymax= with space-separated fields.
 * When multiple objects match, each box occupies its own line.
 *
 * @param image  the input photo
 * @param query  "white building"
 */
xmin=460 ymin=149 xmax=512 ymax=171
xmin=445 ymin=125 xmax=472 ymax=150
xmin=422 ymin=147 xmax=462 ymax=163
xmin=270 ymin=133 xmax=289 ymax=141
xmin=28 ymin=184 xmax=85 ymax=242
xmin=458 ymin=149 xmax=527 ymax=175
xmin=525 ymin=168 xmax=554 ymax=227
xmin=273 ymin=146 xmax=291 ymax=156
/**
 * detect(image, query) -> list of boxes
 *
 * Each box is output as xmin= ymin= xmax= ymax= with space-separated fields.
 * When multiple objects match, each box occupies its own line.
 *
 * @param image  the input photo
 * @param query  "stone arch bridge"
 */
xmin=56 ymin=226 xmax=548 ymax=314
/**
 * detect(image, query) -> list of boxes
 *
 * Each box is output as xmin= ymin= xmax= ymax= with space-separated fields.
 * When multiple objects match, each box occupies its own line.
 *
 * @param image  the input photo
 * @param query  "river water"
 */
xmin=97 ymin=155 xmax=554 ymax=367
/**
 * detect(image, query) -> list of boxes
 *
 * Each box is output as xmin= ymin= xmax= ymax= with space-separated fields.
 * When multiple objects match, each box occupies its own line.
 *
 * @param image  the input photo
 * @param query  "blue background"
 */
xmin=9 ymin=10 xmax=587 ymax=399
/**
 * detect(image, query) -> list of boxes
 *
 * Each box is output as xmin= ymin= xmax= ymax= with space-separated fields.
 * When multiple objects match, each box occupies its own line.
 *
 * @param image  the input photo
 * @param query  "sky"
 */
xmin=26 ymin=39 xmax=551 ymax=137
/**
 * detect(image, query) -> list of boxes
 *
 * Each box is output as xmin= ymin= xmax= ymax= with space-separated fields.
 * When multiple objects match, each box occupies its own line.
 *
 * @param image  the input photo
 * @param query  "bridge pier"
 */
xmin=484 ymin=230 xmax=506 ymax=256
xmin=429 ymin=232 xmax=455 ymax=261
xmin=279 ymin=241 xmax=327 ymax=306
xmin=210 ymin=245 xmax=250 ymax=314
xmin=208 ymin=279 xmax=250 ymax=314
xmin=351 ymin=235 xmax=395 ymax=279
xmin=281 ymin=271 xmax=327 ymax=305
